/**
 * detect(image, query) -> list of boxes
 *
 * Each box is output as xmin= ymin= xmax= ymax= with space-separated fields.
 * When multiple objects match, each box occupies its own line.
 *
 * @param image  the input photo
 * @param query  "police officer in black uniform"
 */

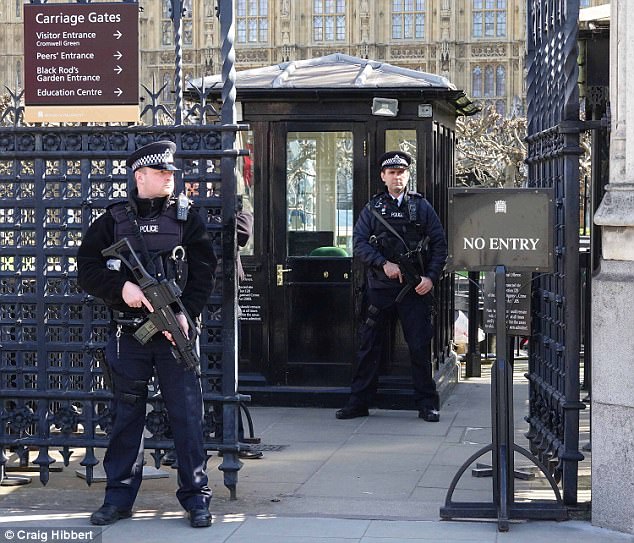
xmin=336 ymin=151 xmax=447 ymax=422
xmin=77 ymin=141 xmax=217 ymax=528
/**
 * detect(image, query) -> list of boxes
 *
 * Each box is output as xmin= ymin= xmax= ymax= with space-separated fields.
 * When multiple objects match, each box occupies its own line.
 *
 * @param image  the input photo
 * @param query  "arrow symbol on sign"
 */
xmin=114 ymin=88 xmax=123 ymax=97
xmin=113 ymin=51 xmax=123 ymax=60
xmin=113 ymin=30 xmax=122 ymax=39
xmin=114 ymin=65 xmax=123 ymax=75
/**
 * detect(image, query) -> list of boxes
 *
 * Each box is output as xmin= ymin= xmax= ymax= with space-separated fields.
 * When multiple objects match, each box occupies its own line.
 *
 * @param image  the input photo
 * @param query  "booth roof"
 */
xmin=187 ymin=53 xmax=479 ymax=116
xmin=190 ymin=53 xmax=458 ymax=91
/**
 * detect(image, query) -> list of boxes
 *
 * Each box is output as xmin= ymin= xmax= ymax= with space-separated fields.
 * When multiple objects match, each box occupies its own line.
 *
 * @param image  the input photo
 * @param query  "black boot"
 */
xmin=188 ymin=508 xmax=212 ymax=528
xmin=335 ymin=405 xmax=369 ymax=419
xmin=90 ymin=504 xmax=132 ymax=525
xmin=418 ymin=407 xmax=440 ymax=422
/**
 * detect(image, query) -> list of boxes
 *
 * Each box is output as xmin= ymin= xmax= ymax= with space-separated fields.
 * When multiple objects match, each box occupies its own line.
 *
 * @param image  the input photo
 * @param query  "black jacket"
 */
xmin=354 ymin=190 xmax=447 ymax=289
xmin=77 ymin=193 xmax=217 ymax=319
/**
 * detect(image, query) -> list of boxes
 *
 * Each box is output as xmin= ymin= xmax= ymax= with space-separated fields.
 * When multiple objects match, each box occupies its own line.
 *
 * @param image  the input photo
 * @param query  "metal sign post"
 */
xmin=441 ymin=188 xmax=566 ymax=531
xmin=482 ymin=271 xmax=532 ymax=336
xmin=492 ymin=265 xmax=512 ymax=530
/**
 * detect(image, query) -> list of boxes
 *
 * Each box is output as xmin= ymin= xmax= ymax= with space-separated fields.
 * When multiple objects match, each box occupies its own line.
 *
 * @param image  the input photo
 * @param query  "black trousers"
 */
xmin=349 ymin=287 xmax=439 ymax=410
xmin=103 ymin=332 xmax=211 ymax=511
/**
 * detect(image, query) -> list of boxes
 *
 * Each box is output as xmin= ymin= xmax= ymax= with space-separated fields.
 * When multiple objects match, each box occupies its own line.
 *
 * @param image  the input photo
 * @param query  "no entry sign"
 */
xmin=24 ymin=2 xmax=139 ymax=123
xmin=447 ymin=188 xmax=554 ymax=272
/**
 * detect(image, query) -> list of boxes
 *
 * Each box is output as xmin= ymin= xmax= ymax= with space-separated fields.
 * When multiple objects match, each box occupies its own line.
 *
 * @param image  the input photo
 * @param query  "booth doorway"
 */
xmin=268 ymin=122 xmax=367 ymax=386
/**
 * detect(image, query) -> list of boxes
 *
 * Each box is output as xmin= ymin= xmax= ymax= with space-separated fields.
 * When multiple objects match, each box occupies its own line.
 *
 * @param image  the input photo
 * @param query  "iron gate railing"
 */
xmin=525 ymin=0 xmax=586 ymax=505
xmin=0 ymin=0 xmax=248 ymax=497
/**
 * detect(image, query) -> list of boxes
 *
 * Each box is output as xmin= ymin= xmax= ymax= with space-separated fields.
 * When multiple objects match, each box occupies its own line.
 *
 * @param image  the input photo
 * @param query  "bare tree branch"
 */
xmin=456 ymin=106 xmax=591 ymax=188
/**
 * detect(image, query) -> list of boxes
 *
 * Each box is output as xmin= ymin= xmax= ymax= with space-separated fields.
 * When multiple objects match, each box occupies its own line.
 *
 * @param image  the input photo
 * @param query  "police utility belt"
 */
xmin=112 ymin=311 xmax=146 ymax=334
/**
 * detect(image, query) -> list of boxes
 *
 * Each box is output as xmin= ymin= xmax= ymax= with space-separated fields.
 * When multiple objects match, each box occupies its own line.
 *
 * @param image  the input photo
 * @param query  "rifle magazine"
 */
xmin=134 ymin=320 xmax=159 ymax=345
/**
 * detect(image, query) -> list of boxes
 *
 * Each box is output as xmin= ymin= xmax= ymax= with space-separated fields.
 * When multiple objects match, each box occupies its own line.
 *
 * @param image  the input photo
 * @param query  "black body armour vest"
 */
xmin=109 ymin=201 xmax=184 ymax=283
xmin=370 ymin=192 xmax=424 ymax=252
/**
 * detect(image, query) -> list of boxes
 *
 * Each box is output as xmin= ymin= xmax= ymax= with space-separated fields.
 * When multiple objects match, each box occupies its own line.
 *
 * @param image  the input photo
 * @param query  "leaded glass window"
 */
xmin=484 ymin=66 xmax=495 ymax=97
xmin=473 ymin=0 xmax=506 ymax=38
xmin=472 ymin=66 xmax=482 ymax=98
xmin=392 ymin=0 xmax=426 ymax=40
xmin=313 ymin=0 xmax=346 ymax=42
xmin=472 ymin=64 xmax=507 ymax=115
xmin=496 ymin=66 xmax=506 ymax=96
xmin=237 ymin=0 xmax=269 ymax=43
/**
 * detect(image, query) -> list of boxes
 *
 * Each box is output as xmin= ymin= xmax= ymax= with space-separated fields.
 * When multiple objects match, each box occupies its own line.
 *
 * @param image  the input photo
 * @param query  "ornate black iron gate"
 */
xmin=0 ymin=0 xmax=248 ymax=498
xmin=525 ymin=0 xmax=586 ymax=505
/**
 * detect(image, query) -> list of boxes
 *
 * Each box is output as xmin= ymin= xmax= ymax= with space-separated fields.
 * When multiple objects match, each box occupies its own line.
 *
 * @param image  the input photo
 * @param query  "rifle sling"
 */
xmin=369 ymin=207 xmax=416 ymax=300
xmin=369 ymin=206 xmax=409 ymax=252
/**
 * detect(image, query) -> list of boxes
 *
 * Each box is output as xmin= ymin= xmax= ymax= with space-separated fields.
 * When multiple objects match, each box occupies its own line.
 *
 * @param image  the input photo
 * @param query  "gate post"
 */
xmin=170 ymin=0 xmax=184 ymax=125
xmin=591 ymin=1 xmax=634 ymax=535
xmin=216 ymin=0 xmax=243 ymax=499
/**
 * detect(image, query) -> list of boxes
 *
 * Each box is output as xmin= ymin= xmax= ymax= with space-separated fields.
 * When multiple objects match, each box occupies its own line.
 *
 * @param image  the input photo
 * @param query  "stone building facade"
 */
xmin=592 ymin=0 xmax=634 ymax=535
xmin=0 ymin=0 xmax=603 ymax=116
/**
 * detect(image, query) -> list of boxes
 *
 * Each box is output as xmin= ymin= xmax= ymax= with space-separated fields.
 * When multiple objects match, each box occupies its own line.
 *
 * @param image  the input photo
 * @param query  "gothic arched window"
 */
xmin=472 ymin=64 xmax=507 ymax=115
xmin=484 ymin=65 xmax=495 ymax=97
xmin=496 ymin=66 xmax=506 ymax=96
xmin=472 ymin=66 xmax=482 ymax=98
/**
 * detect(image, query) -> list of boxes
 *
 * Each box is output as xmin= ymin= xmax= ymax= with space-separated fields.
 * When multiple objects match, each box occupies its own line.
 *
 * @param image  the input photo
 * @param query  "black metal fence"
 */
xmin=0 ymin=0 xmax=248 ymax=496
xmin=525 ymin=0 xmax=586 ymax=505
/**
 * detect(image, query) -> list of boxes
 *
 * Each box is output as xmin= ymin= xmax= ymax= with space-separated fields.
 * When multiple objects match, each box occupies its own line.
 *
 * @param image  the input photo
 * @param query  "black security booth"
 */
xmin=191 ymin=54 xmax=477 ymax=407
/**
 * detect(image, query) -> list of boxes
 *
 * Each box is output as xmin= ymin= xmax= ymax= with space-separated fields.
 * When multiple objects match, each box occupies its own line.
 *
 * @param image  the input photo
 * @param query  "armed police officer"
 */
xmin=336 ymin=151 xmax=448 ymax=422
xmin=77 ymin=141 xmax=217 ymax=528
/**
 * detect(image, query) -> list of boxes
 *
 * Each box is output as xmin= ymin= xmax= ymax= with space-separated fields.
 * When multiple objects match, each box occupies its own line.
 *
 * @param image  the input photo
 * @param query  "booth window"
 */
xmin=385 ymin=129 xmax=417 ymax=192
xmin=286 ymin=131 xmax=353 ymax=257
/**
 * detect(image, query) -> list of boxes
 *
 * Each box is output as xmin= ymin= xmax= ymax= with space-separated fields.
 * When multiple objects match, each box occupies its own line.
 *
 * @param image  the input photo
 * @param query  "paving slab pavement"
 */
xmin=0 ymin=362 xmax=625 ymax=542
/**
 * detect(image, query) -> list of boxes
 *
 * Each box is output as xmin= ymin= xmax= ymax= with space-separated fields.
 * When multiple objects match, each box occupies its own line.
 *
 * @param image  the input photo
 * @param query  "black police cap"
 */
xmin=126 ymin=140 xmax=179 ymax=172
xmin=379 ymin=151 xmax=412 ymax=170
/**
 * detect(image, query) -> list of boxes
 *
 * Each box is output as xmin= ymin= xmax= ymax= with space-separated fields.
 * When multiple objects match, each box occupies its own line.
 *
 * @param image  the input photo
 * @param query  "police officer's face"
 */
xmin=381 ymin=167 xmax=409 ymax=197
xmin=135 ymin=167 xmax=175 ymax=199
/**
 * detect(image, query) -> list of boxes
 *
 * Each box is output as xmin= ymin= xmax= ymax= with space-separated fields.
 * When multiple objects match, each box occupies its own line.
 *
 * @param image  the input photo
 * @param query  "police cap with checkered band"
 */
xmin=379 ymin=151 xmax=412 ymax=170
xmin=126 ymin=141 xmax=180 ymax=172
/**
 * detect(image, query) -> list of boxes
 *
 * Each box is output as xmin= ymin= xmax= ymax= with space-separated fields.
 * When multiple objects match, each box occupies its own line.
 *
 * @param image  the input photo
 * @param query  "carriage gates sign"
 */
xmin=446 ymin=188 xmax=554 ymax=272
xmin=23 ymin=2 xmax=139 ymax=123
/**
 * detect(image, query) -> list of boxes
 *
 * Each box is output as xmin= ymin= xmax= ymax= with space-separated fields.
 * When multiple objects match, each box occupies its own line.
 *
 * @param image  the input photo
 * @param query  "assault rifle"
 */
xmin=372 ymin=235 xmax=430 ymax=303
xmin=102 ymin=238 xmax=200 ymax=376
